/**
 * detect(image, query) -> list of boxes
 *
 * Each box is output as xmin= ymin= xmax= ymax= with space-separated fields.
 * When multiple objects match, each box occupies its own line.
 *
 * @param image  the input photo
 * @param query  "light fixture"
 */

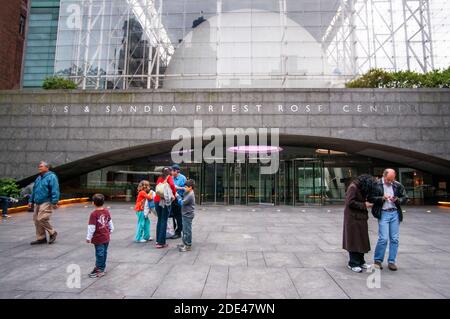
xmin=315 ymin=149 xmax=347 ymax=155
xmin=170 ymin=149 xmax=194 ymax=155
xmin=227 ymin=145 xmax=283 ymax=154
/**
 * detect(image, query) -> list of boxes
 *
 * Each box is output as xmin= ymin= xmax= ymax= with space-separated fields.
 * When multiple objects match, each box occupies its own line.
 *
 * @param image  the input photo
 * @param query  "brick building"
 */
xmin=0 ymin=0 xmax=28 ymax=89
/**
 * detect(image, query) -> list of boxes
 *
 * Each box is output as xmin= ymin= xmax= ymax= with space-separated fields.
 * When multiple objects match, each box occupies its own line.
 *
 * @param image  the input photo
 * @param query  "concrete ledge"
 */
xmin=7 ymin=197 xmax=90 ymax=214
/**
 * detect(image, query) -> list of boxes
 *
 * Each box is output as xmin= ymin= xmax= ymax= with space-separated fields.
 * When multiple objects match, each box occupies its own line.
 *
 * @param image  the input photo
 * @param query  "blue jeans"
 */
xmin=171 ymin=200 xmax=183 ymax=236
xmin=0 ymin=196 xmax=9 ymax=217
xmin=155 ymin=204 xmax=170 ymax=245
xmin=374 ymin=210 xmax=400 ymax=264
xmin=135 ymin=211 xmax=150 ymax=241
xmin=95 ymin=243 xmax=109 ymax=272
xmin=182 ymin=215 xmax=193 ymax=246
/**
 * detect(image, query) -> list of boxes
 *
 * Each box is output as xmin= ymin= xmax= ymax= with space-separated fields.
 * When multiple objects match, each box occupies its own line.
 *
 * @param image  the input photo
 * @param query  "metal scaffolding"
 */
xmin=54 ymin=0 xmax=441 ymax=89
xmin=56 ymin=0 xmax=174 ymax=89
xmin=323 ymin=0 xmax=435 ymax=78
xmin=402 ymin=0 xmax=434 ymax=72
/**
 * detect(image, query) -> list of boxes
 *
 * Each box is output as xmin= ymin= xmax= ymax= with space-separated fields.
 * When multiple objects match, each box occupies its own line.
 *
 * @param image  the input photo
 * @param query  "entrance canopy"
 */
xmin=19 ymin=134 xmax=450 ymax=187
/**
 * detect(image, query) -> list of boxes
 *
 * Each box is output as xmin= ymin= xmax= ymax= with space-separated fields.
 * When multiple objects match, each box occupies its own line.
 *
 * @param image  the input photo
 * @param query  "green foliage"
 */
xmin=42 ymin=76 xmax=77 ymax=90
xmin=0 ymin=178 xmax=21 ymax=198
xmin=345 ymin=68 xmax=450 ymax=88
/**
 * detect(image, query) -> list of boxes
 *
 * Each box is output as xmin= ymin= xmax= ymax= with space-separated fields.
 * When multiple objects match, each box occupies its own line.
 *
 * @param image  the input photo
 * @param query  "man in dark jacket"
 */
xmin=369 ymin=168 xmax=408 ymax=271
xmin=28 ymin=161 xmax=60 ymax=245
xmin=170 ymin=164 xmax=186 ymax=239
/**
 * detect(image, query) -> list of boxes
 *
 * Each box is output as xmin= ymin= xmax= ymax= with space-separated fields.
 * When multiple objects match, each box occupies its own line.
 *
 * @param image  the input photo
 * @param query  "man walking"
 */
xmin=370 ymin=169 xmax=408 ymax=271
xmin=170 ymin=164 xmax=186 ymax=239
xmin=28 ymin=161 xmax=60 ymax=245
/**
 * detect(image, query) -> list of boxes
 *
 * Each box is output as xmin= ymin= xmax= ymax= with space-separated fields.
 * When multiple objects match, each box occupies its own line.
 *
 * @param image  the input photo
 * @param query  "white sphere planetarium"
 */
xmin=163 ymin=10 xmax=334 ymax=89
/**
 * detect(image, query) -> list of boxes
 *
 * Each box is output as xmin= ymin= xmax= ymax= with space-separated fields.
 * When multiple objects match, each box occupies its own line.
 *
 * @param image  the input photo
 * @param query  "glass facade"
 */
xmin=47 ymin=0 xmax=450 ymax=89
xmin=60 ymin=146 xmax=442 ymax=205
xmin=22 ymin=0 xmax=60 ymax=88
xmin=18 ymin=1 xmax=450 ymax=204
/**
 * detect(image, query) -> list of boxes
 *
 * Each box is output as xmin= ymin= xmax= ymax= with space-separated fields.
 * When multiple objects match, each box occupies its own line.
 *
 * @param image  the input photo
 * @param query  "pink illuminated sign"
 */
xmin=227 ymin=146 xmax=283 ymax=154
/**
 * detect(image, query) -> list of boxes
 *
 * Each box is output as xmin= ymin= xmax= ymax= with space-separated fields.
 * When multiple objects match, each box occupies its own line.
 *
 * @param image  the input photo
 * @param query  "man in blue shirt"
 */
xmin=170 ymin=164 xmax=186 ymax=239
xmin=28 ymin=161 xmax=60 ymax=245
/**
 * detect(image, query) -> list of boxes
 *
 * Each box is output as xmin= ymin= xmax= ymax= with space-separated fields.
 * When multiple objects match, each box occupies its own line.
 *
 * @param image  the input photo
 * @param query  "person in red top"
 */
xmin=86 ymin=194 xmax=113 ymax=278
xmin=154 ymin=167 xmax=177 ymax=248
xmin=134 ymin=180 xmax=154 ymax=243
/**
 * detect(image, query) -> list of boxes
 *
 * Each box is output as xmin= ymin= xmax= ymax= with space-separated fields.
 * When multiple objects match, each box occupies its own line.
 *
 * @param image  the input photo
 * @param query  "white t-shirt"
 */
xmin=382 ymin=177 xmax=396 ymax=210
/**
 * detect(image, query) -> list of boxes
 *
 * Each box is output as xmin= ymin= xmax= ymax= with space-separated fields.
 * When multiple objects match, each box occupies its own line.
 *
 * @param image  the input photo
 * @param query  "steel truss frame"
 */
xmin=56 ymin=0 xmax=174 ymax=89
xmin=55 ymin=0 xmax=436 ymax=89
xmin=323 ymin=0 xmax=434 ymax=78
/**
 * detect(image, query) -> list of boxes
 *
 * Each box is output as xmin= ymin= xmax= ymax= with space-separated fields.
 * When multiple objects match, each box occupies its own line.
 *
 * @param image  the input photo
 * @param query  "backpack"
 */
xmin=155 ymin=179 xmax=167 ymax=197
xmin=162 ymin=181 xmax=174 ymax=203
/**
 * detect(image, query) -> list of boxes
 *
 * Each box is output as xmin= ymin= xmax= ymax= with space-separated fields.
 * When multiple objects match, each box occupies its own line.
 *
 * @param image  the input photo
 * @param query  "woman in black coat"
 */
xmin=342 ymin=174 xmax=374 ymax=273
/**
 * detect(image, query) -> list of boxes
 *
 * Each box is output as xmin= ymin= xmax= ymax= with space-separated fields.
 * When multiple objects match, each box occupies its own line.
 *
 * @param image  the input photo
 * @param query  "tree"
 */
xmin=42 ymin=76 xmax=77 ymax=90
xmin=0 ymin=178 xmax=21 ymax=198
xmin=345 ymin=68 xmax=450 ymax=88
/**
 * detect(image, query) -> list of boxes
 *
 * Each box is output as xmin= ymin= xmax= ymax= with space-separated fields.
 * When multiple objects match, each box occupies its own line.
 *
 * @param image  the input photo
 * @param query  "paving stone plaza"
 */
xmin=2 ymin=0 xmax=450 ymax=306
xmin=1 ymin=203 xmax=449 ymax=299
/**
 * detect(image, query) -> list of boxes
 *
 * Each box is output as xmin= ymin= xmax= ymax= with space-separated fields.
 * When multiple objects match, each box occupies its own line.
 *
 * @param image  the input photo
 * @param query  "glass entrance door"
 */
xmin=208 ymin=161 xmax=285 ymax=206
xmin=228 ymin=162 xmax=245 ymax=205
xmin=201 ymin=163 xmax=227 ymax=204
xmin=259 ymin=170 xmax=275 ymax=205
xmin=277 ymin=161 xmax=290 ymax=205
xmin=247 ymin=163 xmax=276 ymax=205
xmin=295 ymin=159 xmax=324 ymax=205
xmin=202 ymin=163 xmax=215 ymax=203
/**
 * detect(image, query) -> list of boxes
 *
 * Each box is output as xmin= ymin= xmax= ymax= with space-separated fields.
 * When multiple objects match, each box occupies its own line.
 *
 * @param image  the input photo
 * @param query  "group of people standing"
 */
xmin=23 ymin=161 xmax=196 ymax=278
xmin=23 ymin=161 xmax=407 ymax=278
xmin=133 ymin=164 xmax=196 ymax=251
xmin=343 ymin=168 xmax=408 ymax=273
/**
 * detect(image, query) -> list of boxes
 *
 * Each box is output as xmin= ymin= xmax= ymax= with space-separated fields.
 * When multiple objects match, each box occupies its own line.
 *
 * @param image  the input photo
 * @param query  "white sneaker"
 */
xmin=361 ymin=263 xmax=371 ymax=269
xmin=137 ymin=239 xmax=147 ymax=243
xmin=148 ymin=237 xmax=153 ymax=242
xmin=347 ymin=265 xmax=363 ymax=273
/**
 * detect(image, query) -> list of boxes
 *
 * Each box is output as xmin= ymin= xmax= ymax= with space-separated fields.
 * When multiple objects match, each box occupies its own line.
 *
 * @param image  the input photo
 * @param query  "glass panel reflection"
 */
xmin=59 ymin=146 xmax=440 ymax=205
xmin=52 ymin=0 xmax=450 ymax=89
